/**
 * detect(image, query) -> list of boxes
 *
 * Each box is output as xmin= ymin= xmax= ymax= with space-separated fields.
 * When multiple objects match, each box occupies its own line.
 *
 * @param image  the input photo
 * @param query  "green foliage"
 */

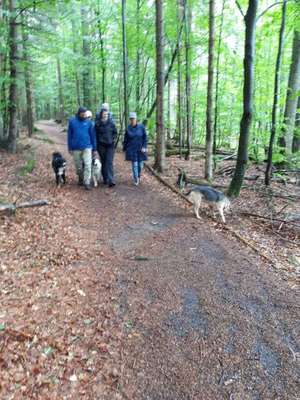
xmin=17 ymin=157 xmax=36 ymax=176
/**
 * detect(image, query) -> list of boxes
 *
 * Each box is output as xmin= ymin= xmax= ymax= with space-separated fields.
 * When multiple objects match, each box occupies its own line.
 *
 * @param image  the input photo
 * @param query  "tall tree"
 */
xmin=177 ymin=0 xmax=184 ymax=158
xmin=71 ymin=16 xmax=81 ymax=106
xmin=135 ymin=0 xmax=141 ymax=113
xmin=293 ymin=96 xmax=300 ymax=152
xmin=205 ymin=0 xmax=215 ymax=180
xmin=228 ymin=0 xmax=258 ymax=197
xmin=56 ymin=56 xmax=65 ymax=122
xmin=22 ymin=17 xmax=35 ymax=137
xmin=280 ymin=30 xmax=300 ymax=156
xmin=96 ymin=0 xmax=106 ymax=104
xmin=7 ymin=0 xmax=18 ymax=153
xmin=265 ymin=0 xmax=287 ymax=186
xmin=81 ymin=3 xmax=92 ymax=109
xmin=122 ymin=0 xmax=129 ymax=122
xmin=154 ymin=0 xmax=165 ymax=172
xmin=213 ymin=0 xmax=225 ymax=154
xmin=184 ymin=0 xmax=192 ymax=160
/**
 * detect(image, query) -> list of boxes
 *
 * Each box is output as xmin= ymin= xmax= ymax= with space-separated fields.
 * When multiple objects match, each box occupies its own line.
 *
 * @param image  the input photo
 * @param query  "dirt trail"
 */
xmin=0 ymin=121 xmax=299 ymax=400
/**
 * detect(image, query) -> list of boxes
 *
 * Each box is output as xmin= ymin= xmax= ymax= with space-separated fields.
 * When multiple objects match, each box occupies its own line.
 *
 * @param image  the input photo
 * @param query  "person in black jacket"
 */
xmin=95 ymin=109 xmax=117 ymax=187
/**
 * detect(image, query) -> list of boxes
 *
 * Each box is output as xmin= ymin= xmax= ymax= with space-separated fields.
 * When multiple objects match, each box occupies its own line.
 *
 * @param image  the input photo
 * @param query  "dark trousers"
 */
xmin=98 ymin=145 xmax=115 ymax=184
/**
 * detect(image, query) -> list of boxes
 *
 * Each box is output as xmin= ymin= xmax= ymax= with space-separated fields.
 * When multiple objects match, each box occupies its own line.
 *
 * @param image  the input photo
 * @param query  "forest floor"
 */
xmin=0 ymin=120 xmax=299 ymax=400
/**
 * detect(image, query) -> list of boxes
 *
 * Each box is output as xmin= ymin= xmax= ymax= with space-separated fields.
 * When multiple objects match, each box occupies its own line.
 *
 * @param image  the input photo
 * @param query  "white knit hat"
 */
xmin=129 ymin=112 xmax=137 ymax=119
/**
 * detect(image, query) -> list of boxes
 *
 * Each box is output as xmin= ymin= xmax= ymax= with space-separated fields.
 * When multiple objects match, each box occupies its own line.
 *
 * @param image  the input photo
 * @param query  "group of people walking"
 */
xmin=67 ymin=104 xmax=148 ymax=190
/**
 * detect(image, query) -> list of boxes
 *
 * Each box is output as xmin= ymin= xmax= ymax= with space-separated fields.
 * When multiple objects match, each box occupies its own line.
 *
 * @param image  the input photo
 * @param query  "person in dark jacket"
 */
xmin=123 ymin=112 xmax=147 ymax=186
xmin=95 ymin=108 xmax=117 ymax=187
xmin=68 ymin=106 xmax=96 ymax=190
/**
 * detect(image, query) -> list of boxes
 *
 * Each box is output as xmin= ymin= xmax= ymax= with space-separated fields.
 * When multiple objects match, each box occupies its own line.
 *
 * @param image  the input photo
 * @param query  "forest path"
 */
xmin=1 ymin=121 xmax=299 ymax=399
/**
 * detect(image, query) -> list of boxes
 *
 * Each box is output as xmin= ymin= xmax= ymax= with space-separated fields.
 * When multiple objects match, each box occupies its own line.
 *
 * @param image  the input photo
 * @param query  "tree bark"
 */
xmin=7 ymin=0 xmax=18 ymax=153
xmin=184 ymin=0 xmax=192 ymax=160
xmin=56 ymin=57 xmax=65 ymax=122
xmin=81 ymin=3 xmax=92 ymax=109
xmin=213 ymin=0 xmax=225 ymax=154
xmin=135 ymin=0 xmax=141 ymax=113
xmin=167 ymin=79 xmax=171 ymax=141
xmin=154 ymin=0 xmax=165 ymax=173
xmin=0 ymin=0 xmax=8 ymax=141
xmin=265 ymin=0 xmax=287 ymax=185
xmin=280 ymin=30 xmax=300 ymax=156
xmin=228 ymin=0 xmax=258 ymax=197
xmin=122 ymin=0 xmax=129 ymax=123
xmin=293 ymin=96 xmax=300 ymax=152
xmin=71 ymin=16 xmax=81 ymax=106
xmin=21 ymin=18 xmax=35 ymax=137
xmin=97 ymin=1 xmax=106 ymax=105
xmin=205 ymin=0 xmax=215 ymax=180
xmin=143 ymin=14 xmax=184 ymax=127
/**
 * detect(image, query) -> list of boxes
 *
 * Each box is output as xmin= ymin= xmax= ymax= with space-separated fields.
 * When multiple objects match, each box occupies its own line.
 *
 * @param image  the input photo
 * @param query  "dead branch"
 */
xmin=239 ymin=211 xmax=300 ymax=228
xmin=0 ymin=200 xmax=49 ymax=213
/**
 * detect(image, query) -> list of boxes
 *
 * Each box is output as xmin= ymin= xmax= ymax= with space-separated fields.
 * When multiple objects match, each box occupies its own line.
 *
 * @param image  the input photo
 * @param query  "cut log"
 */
xmin=0 ymin=200 xmax=49 ymax=213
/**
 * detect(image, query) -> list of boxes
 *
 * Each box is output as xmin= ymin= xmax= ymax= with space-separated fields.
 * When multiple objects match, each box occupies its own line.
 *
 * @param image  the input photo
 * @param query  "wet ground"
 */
xmin=1 ymin=121 xmax=299 ymax=399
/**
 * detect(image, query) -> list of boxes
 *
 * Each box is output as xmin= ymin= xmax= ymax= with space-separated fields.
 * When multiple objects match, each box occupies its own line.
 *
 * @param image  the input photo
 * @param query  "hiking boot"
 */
xmin=84 ymin=184 xmax=91 ymax=191
xmin=108 ymin=182 xmax=116 ymax=187
xmin=78 ymin=177 xmax=83 ymax=186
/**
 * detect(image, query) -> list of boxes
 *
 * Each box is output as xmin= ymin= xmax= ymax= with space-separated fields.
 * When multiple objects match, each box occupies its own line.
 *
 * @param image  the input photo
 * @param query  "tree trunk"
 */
xmin=143 ymin=14 xmax=184 ymax=127
xmin=205 ymin=0 xmax=215 ymax=180
xmin=122 ymin=0 xmax=129 ymax=123
xmin=280 ymin=30 xmax=300 ymax=156
xmin=97 ymin=1 xmax=106 ymax=105
xmin=154 ymin=0 xmax=165 ymax=173
xmin=135 ymin=0 xmax=141 ymax=113
xmin=228 ymin=0 xmax=258 ymax=197
xmin=185 ymin=0 xmax=192 ymax=160
xmin=7 ymin=0 xmax=18 ymax=153
xmin=22 ymin=19 xmax=35 ymax=137
xmin=293 ymin=96 xmax=300 ymax=152
xmin=167 ymin=79 xmax=171 ymax=142
xmin=71 ymin=16 xmax=81 ymax=106
xmin=213 ymin=0 xmax=225 ymax=154
xmin=0 ymin=0 xmax=8 ymax=141
xmin=56 ymin=57 xmax=65 ymax=122
xmin=81 ymin=3 xmax=92 ymax=109
xmin=265 ymin=0 xmax=287 ymax=185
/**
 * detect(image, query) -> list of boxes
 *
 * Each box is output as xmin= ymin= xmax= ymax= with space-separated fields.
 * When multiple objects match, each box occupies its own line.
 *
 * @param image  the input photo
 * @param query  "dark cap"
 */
xmin=77 ymin=106 xmax=87 ymax=114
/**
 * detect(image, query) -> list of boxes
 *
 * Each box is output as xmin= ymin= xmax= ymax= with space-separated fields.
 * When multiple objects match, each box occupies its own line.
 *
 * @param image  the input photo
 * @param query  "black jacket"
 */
xmin=95 ymin=119 xmax=117 ymax=147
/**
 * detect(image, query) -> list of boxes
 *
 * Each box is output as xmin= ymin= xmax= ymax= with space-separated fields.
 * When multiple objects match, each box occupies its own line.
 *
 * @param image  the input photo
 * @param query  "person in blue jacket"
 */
xmin=123 ymin=112 xmax=148 ymax=186
xmin=68 ymin=106 xmax=96 ymax=190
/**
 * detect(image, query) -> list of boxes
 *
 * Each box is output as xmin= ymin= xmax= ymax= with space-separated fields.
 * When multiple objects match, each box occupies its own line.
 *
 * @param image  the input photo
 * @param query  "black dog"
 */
xmin=52 ymin=152 xmax=66 ymax=186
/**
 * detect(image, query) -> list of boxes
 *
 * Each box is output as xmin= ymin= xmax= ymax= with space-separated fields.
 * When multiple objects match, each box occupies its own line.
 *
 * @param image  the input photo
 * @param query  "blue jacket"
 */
xmin=123 ymin=123 xmax=148 ymax=162
xmin=68 ymin=116 xmax=96 ymax=151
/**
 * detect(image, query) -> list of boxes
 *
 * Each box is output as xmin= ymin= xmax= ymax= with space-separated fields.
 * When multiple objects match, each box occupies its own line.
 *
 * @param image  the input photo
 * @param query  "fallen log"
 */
xmin=0 ymin=200 xmax=49 ymax=213
xmin=239 ymin=211 xmax=300 ymax=228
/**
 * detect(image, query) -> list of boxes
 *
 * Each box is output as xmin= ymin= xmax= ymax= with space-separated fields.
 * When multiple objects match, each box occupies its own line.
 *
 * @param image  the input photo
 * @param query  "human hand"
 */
xmin=141 ymin=147 xmax=147 ymax=153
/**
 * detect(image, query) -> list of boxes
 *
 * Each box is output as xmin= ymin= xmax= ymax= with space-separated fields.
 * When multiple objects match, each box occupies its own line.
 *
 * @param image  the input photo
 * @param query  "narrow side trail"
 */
xmin=0 ymin=120 xmax=299 ymax=400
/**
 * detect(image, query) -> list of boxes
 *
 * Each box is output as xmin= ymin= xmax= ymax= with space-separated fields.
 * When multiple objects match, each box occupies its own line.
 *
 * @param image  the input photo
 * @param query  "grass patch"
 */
xmin=17 ymin=157 xmax=36 ymax=176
